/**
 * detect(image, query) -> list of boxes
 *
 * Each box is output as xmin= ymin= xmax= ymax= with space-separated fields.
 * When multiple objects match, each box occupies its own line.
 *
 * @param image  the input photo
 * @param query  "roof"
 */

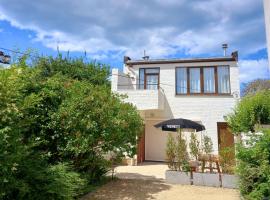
xmin=124 ymin=51 xmax=238 ymax=66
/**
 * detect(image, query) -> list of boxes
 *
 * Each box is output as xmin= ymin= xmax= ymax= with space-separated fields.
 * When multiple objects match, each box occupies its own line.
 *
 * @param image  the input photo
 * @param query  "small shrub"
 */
xmin=219 ymin=147 xmax=235 ymax=174
xmin=202 ymin=135 xmax=213 ymax=154
xmin=189 ymin=132 xmax=200 ymax=160
xmin=166 ymin=133 xmax=176 ymax=170
xmin=175 ymin=130 xmax=189 ymax=171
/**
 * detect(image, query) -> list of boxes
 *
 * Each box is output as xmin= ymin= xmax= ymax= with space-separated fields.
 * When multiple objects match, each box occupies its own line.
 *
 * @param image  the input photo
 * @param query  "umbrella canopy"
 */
xmin=154 ymin=118 xmax=205 ymax=132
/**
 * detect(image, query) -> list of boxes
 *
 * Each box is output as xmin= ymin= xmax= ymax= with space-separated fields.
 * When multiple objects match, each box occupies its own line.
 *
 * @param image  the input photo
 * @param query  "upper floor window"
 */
xmin=139 ymin=68 xmax=160 ymax=90
xmin=176 ymin=66 xmax=230 ymax=95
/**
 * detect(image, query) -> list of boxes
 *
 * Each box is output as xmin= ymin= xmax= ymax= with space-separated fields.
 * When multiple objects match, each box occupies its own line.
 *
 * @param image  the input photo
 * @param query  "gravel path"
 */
xmin=82 ymin=162 xmax=240 ymax=200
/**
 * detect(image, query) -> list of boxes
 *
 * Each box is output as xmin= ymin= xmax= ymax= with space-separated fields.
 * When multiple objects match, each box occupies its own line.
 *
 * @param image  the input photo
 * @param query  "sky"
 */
xmin=0 ymin=0 xmax=269 ymax=84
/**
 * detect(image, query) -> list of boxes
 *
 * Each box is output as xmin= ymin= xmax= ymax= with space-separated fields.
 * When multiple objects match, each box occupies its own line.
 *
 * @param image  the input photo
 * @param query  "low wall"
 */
xmin=165 ymin=170 xmax=238 ymax=189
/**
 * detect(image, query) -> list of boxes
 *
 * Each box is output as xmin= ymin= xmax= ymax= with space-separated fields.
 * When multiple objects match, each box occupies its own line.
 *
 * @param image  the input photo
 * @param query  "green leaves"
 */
xmin=228 ymin=91 xmax=270 ymax=133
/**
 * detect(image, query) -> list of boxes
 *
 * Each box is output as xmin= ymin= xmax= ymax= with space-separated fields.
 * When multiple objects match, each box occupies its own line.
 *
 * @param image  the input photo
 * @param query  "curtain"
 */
xmin=176 ymin=68 xmax=187 ymax=94
xmin=190 ymin=68 xmax=201 ymax=93
xmin=218 ymin=66 xmax=230 ymax=93
xmin=204 ymin=68 xmax=215 ymax=93
xmin=146 ymin=75 xmax=158 ymax=90
xmin=139 ymin=68 xmax=145 ymax=89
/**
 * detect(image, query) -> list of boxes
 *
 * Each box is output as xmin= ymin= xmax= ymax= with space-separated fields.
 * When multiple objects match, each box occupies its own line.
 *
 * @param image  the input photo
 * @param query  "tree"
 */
xmin=202 ymin=135 xmax=213 ymax=154
xmin=166 ymin=133 xmax=176 ymax=170
xmin=243 ymin=79 xmax=270 ymax=96
xmin=0 ymin=55 xmax=143 ymax=199
xmin=227 ymin=91 xmax=270 ymax=133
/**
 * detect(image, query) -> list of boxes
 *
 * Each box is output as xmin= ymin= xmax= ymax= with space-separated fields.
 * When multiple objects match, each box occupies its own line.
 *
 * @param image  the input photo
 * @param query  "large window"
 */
xmin=138 ymin=68 xmax=160 ymax=90
xmin=176 ymin=66 xmax=230 ymax=95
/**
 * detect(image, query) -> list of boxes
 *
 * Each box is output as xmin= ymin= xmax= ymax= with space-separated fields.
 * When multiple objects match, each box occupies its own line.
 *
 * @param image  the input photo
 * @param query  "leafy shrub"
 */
xmin=236 ymin=130 xmax=270 ymax=200
xmin=202 ymin=135 xmax=213 ymax=154
xmin=0 ymin=55 xmax=143 ymax=199
xmin=166 ymin=133 xmax=176 ymax=170
xmin=219 ymin=147 xmax=235 ymax=174
xmin=189 ymin=132 xmax=200 ymax=160
xmin=175 ymin=131 xmax=189 ymax=171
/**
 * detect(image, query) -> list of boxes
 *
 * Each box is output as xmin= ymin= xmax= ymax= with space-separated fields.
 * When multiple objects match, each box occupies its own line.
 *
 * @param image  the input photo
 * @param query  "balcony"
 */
xmin=111 ymin=69 xmax=164 ymax=111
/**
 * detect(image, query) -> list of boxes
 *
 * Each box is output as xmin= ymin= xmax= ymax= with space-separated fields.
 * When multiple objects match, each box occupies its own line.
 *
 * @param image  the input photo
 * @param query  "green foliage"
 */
xmin=166 ymin=133 xmax=176 ymax=170
xmin=175 ymin=130 xmax=189 ymax=171
xmin=219 ymin=147 xmax=235 ymax=174
xmin=243 ymin=79 xmax=270 ymax=97
xmin=236 ymin=130 xmax=270 ymax=200
xmin=202 ymin=135 xmax=213 ymax=154
xmin=0 ymin=55 xmax=143 ymax=199
xmin=228 ymin=91 xmax=270 ymax=133
xmin=189 ymin=132 xmax=200 ymax=160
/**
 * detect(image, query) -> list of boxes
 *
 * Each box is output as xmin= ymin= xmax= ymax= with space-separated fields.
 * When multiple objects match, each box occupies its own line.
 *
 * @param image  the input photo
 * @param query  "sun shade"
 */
xmin=154 ymin=118 xmax=205 ymax=132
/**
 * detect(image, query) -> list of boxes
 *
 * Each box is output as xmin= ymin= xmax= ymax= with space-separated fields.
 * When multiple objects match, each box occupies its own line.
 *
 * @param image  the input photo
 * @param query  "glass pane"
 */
xmin=139 ymin=68 xmax=145 ymax=89
xmin=145 ymin=68 xmax=159 ymax=74
xmin=190 ymin=68 xmax=201 ymax=93
xmin=146 ymin=75 xmax=158 ymax=90
xmin=203 ymin=68 xmax=215 ymax=93
xmin=176 ymin=68 xmax=187 ymax=94
xmin=218 ymin=66 xmax=230 ymax=93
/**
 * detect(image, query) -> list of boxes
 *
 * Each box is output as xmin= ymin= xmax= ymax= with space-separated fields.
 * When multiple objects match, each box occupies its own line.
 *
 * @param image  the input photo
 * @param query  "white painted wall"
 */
xmin=123 ymin=61 xmax=240 ymax=155
xmin=264 ymin=0 xmax=270 ymax=68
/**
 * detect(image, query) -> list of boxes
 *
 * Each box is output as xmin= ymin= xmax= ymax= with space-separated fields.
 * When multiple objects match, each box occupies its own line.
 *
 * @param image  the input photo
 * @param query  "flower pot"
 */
xmin=193 ymin=172 xmax=221 ymax=187
xmin=165 ymin=170 xmax=191 ymax=185
xmin=221 ymin=174 xmax=238 ymax=189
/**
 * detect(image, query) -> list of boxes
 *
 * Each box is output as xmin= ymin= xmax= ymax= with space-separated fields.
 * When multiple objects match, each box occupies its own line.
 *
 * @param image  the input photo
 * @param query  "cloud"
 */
xmin=239 ymin=59 xmax=270 ymax=83
xmin=0 ymin=0 xmax=266 ymax=60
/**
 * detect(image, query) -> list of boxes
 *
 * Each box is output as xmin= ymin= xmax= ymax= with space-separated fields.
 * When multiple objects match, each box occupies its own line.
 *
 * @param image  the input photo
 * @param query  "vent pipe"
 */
xmin=222 ymin=44 xmax=228 ymax=56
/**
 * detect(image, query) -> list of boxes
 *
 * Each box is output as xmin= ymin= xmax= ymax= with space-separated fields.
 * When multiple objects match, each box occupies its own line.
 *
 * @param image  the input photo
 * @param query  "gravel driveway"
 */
xmin=82 ymin=162 xmax=240 ymax=200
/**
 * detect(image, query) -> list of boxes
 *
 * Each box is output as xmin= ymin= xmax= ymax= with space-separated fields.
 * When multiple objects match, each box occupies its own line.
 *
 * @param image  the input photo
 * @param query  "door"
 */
xmin=137 ymin=126 xmax=145 ymax=164
xmin=217 ymin=122 xmax=235 ymax=160
xmin=145 ymin=74 xmax=159 ymax=90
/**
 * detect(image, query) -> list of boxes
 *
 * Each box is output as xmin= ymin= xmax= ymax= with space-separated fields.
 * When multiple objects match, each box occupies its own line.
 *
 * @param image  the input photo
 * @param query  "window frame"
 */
xmin=175 ymin=66 xmax=231 ymax=96
xmin=138 ymin=67 xmax=160 ymax=90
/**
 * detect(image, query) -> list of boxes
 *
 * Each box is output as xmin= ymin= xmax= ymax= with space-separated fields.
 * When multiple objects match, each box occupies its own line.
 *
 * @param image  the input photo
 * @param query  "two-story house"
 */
xmin=111 ymin=52 xmax=240 ymax=162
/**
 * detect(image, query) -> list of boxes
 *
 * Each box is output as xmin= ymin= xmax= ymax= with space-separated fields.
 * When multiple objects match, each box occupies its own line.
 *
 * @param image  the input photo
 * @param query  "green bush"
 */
xmin=236 ymin=130 xmax=270 ymax=200
xmin=189 ymin=132 xmax=200 ymax=160
xmin=166 ymin=133 xmax=176 ymax=170
xmin=0 ymin=55 xmax=143 ymax=199
xmin=202 ymin=135 xmax=213 ymax=154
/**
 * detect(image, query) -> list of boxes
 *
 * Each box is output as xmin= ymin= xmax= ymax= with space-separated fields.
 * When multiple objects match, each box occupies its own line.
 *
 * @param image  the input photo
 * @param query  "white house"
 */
xmin=111 ymin=52 xmax=240 ymax=162
xmin=264 ymin=0 xmax=270 ymax=69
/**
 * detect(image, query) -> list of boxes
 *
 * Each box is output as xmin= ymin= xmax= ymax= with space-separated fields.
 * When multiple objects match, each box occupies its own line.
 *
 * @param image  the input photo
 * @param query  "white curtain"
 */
xmin=146 ymin=75 xmax=158 ymax=90
xmin=190 ymin=68 xmax=200 ymax=93
xmin=218 ymin=66 xmax=230 ymax=93
xmin=204 ymin=68 xmax=215 ymax=93
xmin=176 ymin=68 xmax=187 ymax=94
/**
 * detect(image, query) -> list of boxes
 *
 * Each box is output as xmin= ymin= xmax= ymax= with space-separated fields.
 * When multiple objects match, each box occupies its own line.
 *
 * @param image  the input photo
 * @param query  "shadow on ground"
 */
xmin=81 ymin=173 xmax=171 ymax=200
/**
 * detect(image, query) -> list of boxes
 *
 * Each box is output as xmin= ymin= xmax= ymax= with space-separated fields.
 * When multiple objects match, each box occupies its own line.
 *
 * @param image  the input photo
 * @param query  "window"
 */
xmin=203 ymin=67 xmax=215 ymax=93
xmin=175 ymin=66 xmax=230 ymax=95
xmin=138 ymin=68 xmax=160 ymax=90
xmin=190 ymin=68 xmax=201 ymax=93
xmin=176 ymin=68 xmax=187 ymax=94
xmin=218 ymin=66 xmax=230 ymax=93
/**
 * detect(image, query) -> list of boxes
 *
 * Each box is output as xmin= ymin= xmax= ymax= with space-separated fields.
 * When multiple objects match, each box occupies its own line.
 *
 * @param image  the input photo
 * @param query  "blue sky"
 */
xmin=0 ymin=0 xmax=269 ymax=84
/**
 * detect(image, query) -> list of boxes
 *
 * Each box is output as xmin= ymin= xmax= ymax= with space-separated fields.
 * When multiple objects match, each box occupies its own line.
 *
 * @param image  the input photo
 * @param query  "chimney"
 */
xmin=123 ymin=56 xmax=131 ymax=64
xmin=222 ymin=44 xmax=228 ymax=56
xmin=231 ymin=51 xmax=238 ymax=61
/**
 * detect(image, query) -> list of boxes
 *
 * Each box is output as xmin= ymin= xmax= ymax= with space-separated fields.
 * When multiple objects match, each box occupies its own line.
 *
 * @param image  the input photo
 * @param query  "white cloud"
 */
xmin=239 ymin=59 xmax=270 ymax=83
xmin=0 ymin=0 xmax=266 ymax=60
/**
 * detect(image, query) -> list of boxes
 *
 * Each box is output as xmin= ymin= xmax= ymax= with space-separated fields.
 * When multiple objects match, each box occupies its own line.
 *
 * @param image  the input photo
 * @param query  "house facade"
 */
xmin=111 ymin=53 xmax=240 ymax=162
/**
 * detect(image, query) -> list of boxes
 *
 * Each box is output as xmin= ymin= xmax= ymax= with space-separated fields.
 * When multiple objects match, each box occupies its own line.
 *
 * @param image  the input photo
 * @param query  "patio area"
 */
xmin=82 ymin=162 xmax=240 ymax=200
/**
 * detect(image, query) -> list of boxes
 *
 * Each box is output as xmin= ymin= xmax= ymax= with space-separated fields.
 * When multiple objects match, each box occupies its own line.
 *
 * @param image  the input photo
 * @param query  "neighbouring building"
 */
xmin=264 ymin=0 xmax=270 ymax=68
xmin=111 ymin=52 xmax=240 ymax=162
